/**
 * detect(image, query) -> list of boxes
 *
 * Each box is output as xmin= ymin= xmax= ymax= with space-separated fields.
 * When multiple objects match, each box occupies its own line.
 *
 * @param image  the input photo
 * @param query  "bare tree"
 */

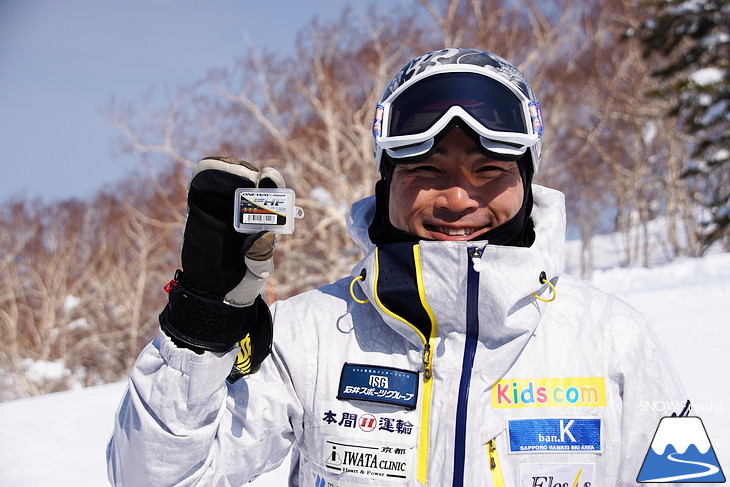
xmin=0 ymin=163 xmax=185 ymax=400
xmin=104 ymin=5 xmax=428 ymax=298
xmin=3 ymin=0 xmax=716 ymax=401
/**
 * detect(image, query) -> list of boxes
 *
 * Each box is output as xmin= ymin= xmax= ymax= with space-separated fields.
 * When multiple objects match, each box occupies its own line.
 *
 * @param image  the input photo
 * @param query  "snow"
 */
xmin=63 ymin=295 xmax=81 ymax=312
xmin=690 ymin=67 xmax=724 ymax=86
xmin=19 ymin=358 xmax=68 ymax=383
xmin=309 ymin=186 xmax=336 ymax=208
xmin=642 ymin=121 xmax=658 ymax=145
xmin=0 ymin=236 xmax=728 ymax=486
xmin=713 ymin=149 xmax=730 ymax=162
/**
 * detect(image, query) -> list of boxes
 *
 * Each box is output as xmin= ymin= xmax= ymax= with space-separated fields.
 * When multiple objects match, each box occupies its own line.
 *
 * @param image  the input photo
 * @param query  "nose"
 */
xmin=433 ymin=181 xmax=479 ymax=214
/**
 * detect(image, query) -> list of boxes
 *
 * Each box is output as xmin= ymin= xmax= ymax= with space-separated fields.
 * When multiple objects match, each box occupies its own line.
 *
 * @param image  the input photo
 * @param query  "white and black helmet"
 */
xmin=372 ymin=48 xmax=543 ymax=173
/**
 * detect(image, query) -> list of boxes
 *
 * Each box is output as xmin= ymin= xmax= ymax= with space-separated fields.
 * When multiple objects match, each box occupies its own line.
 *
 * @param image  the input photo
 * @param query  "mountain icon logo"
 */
xmin=637 ymin=416 xmax=725 ymax=483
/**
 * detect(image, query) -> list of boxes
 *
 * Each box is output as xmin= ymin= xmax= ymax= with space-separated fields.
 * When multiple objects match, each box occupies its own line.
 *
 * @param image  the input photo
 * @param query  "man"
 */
xmin=107 ymin=48 xmax=687 ymax=486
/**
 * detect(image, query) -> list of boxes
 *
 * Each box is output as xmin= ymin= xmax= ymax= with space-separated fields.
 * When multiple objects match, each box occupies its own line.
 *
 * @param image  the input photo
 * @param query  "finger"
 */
xmin=243 ymin=231 xmax=277 ymax=261
xmin=257 ymin=167 xmax=285 ymax=189
xmin=195 ymin=157 xmax=260 ymax=185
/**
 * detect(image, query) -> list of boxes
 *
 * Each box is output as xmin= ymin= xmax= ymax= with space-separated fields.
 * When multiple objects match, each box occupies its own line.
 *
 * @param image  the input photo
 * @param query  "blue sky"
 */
xmin=0 ymin=0 xmax=393 ymax=201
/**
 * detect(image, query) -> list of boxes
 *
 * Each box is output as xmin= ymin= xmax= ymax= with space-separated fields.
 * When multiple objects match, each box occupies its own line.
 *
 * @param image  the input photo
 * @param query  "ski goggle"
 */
xmin=373 ymin=69 xmax=543 ymax=161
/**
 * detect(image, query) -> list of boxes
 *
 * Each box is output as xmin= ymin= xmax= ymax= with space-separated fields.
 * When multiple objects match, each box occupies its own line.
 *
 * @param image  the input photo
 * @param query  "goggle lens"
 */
xmin=388 ymin=72 xmax=529 ymax=137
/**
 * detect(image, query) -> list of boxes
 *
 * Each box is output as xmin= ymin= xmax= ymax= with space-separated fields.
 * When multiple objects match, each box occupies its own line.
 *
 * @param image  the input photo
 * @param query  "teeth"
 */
xmin=438 ymin=227 xmax=474 ymax=236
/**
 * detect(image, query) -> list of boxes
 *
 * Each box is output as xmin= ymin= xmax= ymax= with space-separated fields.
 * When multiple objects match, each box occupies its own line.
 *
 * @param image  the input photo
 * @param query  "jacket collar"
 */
xmin=347 ymin=186 xmax=567 ymax=378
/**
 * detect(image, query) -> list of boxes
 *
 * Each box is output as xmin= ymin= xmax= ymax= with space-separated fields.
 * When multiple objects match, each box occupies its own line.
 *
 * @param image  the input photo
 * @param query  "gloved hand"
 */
xmin=160 ymin=157 xmax=284 ymax=363
xmin=179 ymin=157 xmax=284 ymax=304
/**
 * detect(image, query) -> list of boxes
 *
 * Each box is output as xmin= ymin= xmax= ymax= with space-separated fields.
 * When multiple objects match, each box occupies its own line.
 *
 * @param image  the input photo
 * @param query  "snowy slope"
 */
xmin=0 ymin=245 xmax=728 ymax=486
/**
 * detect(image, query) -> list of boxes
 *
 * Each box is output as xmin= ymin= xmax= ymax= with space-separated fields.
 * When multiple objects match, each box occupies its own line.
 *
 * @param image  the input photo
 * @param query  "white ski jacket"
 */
xmin=107 ymin=185 xmax=687 ymax=487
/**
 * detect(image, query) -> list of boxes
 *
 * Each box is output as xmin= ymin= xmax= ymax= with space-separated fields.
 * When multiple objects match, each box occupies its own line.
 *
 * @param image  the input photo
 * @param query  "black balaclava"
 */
xmin=368 ymin=123 xmax=535 ymax=247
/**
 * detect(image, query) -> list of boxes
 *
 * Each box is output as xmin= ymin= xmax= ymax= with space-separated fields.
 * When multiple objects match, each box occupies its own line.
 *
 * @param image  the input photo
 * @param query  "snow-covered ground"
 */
xmin=1 ymin=236 xmax=728 ymax=486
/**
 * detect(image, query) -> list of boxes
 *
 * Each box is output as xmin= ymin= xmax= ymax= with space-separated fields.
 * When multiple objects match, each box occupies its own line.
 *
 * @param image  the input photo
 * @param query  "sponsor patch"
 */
xmin=311 ymin=473 xmax=364 ymax=487
xmin=338 ymin=363 xmax=418 ymax=409
xmin=507 ymin=418 xmax=602 ymax=454
xmin=312 ymin=472 xmax=396 ymax=487
xmin=519 ymin=463 xmax=595 ymax=487
xmin=324 ymin=440 xmax=414 ymax=481
xmin=321 ymin=409 xmax=415 ymax=436
xmin=492 ymin=377 xmax=606 ymax=408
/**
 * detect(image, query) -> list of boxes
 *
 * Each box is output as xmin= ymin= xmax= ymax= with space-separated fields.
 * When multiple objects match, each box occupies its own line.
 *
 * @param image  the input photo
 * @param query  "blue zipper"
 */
xmin=452 ymin=247 xmax=482 ymax=487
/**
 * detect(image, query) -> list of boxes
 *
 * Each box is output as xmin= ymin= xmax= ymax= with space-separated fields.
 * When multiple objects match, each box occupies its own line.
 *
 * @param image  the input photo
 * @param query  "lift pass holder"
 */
xmin=233 ymin=188 xmax=304 ymax=234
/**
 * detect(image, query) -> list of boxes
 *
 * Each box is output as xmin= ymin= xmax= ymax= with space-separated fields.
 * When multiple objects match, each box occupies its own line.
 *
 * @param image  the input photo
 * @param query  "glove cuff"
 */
xmin=160 ymin=282 xmax=272 ymax=354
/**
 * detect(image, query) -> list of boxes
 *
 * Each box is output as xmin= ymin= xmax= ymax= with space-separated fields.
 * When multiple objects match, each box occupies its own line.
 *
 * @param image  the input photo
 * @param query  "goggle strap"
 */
xmin=373 ymin=104 xmax=384 ymax=138
xmin=528 ymin=101 xmax=544 ymax=138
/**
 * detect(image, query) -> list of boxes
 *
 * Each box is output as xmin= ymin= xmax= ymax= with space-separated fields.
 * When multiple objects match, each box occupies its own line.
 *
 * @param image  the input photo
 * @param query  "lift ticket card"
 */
xmin=234 ymin=188 xmax=302 ymax=234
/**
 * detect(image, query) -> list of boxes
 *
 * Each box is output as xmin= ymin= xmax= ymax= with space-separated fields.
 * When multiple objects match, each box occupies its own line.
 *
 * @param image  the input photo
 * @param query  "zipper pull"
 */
xmin=423 ymin=342 xmax=432 ymax=380
xmin=469 ymin=246 xmax=486 ymax=272
xmin=487 ymin=439 xmax=497 ymax=470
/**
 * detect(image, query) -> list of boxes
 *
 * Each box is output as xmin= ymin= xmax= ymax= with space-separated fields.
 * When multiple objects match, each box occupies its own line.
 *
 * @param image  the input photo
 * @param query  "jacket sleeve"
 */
xmin=609 ymin=302 xmax=688 ymax=486
xmin=106 ymin=302 xmax=303 ymax=487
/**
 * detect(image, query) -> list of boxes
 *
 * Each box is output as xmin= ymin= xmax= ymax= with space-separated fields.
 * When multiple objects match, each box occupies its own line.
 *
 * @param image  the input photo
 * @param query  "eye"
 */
xmin=476 ymin=165 xmax=506 ymax=175
xmin=476 ymin=161 xmax=517 ymax=177
xmin=400 ymin=163 xmax=441 ymax=175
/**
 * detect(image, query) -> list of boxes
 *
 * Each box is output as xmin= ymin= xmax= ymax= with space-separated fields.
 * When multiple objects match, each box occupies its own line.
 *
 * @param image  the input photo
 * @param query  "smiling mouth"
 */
xmin=425 ymin=225 xmax=486 ymax=238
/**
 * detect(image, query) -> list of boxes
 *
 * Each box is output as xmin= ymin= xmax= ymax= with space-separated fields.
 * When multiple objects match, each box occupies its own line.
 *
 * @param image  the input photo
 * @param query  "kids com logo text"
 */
xmin=492 ymin=377 xmax=606 ymax=408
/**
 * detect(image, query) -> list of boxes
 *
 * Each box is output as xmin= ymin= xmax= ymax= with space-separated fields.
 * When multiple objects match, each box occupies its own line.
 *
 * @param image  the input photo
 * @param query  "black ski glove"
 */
xmin=160 ymin=157 xmax=284 ymax=372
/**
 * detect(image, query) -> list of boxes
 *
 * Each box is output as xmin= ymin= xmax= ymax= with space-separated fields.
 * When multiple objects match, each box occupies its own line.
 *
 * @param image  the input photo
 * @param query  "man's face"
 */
xmin=388 ymin=127 xmax=524 ymax=241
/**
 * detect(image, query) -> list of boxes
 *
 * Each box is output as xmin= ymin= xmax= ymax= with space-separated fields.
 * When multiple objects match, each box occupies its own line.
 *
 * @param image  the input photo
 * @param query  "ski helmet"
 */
xmin=372 ymin=48 xmax=543 ymax=173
